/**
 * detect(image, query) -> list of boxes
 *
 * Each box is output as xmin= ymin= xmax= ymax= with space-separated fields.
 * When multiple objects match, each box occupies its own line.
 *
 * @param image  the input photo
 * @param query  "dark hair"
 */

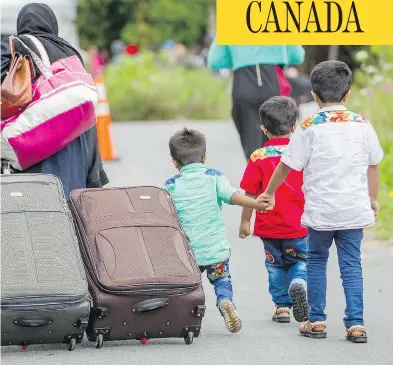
xmin=169 ymin=128 xmax=206 ymax=167
xmin=259 ymin=96 xmax=298 ymax=136
xmin=310 ymin=61 xmax=352 ymax=103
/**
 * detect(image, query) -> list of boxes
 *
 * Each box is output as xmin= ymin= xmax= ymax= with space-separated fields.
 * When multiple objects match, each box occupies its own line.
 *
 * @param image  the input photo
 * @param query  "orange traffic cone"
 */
xmin=95 ymin=74 xmax=117 ymax=161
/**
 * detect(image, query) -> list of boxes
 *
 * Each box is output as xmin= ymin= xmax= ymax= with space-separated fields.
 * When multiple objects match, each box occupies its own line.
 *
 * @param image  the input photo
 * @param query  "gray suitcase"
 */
xmin=1 ymin=174 xmax=90 ymax=351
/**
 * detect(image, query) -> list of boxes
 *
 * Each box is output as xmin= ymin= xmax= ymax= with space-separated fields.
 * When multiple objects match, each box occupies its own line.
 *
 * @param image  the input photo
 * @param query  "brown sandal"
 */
xmin=272 ymin=307 xmax=290 ymax=323
xmin=347 ymin=326 xmax=367 ymax=343
xmin=299 ymin=321 xmax=327 ymax=339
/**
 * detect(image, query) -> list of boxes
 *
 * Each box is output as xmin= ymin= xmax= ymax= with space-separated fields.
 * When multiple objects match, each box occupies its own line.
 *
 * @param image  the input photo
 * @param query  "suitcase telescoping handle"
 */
xmin=14 ymin=316 xmax=53 ymax=327
xmin=132 ymin=298 xmax=170 ymax=313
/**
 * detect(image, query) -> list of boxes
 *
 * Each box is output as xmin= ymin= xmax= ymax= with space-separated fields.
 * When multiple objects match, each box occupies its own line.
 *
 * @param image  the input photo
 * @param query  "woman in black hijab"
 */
xmin=10 ymin=3 xmax=109 ymax=198
xmin=16 ymin=3 xmax=83 ymax=74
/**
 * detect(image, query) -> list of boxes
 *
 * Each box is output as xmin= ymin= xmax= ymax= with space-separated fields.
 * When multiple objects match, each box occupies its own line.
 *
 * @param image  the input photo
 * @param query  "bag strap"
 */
xmin=8 ymin=36 xmax=15 ymax=59
xmin=24 ymin=35 xmax=51 ymax=69
xmin=13 ymin=37 xmax=53 ymax=79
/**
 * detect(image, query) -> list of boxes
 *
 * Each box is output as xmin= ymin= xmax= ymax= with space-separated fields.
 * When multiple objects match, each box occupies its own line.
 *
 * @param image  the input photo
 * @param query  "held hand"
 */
xmin=370 ymin=199 xmax=380 ymax=216
xmin=239 ymin=221 xmax=251 ymax=239
xmin=255 ymin=200 xmax=269 ymax=212
xmin=257 ymin=192 xmax=275 ymax=211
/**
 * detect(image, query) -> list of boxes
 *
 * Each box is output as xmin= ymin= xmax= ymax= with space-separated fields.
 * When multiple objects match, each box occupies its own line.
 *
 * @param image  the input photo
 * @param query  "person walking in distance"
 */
xmin=207 ymin=42 xmax=305 ymax=159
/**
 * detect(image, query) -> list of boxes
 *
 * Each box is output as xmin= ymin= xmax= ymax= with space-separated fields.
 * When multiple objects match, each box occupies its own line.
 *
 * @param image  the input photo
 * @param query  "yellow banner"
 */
xmin=216 ymin=0 xmax=393 ymax=45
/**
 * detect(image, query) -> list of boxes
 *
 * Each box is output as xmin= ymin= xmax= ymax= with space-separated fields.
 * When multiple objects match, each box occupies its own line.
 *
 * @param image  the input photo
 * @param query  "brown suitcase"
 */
xmin=69 ymin=186 xmax=206 ymax=348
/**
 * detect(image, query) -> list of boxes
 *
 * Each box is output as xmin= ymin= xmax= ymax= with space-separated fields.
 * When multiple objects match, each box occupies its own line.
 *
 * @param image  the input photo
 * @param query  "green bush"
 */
xmin=104 ymin=52 xmax=231 ymax=121
xmin=349 ymin=46 xmax=393 ymax=239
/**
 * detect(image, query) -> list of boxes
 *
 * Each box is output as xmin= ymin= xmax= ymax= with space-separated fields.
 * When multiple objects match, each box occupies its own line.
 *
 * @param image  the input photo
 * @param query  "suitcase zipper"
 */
xmin=96 ymin=282 xmax=200 ymax=295
xmin=1 ymin=181 xmax=52 ymax=185
xmin=1 ymin=293 xmax=89 ymax=310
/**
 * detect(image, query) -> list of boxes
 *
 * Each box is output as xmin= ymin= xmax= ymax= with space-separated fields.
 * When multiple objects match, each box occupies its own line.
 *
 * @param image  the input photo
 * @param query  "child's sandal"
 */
xmin=272 ymin=307 xmax=291 ymax=323
xmin=346 ymin=325 xmax=368 ymax=343
xmin=299 ymin=320 xmax=327 ymax=339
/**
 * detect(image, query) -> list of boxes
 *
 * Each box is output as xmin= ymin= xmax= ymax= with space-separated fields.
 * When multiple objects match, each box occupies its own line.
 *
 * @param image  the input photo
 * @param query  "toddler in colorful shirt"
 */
xmin=239 ymin=96 xmax=308 ymax=324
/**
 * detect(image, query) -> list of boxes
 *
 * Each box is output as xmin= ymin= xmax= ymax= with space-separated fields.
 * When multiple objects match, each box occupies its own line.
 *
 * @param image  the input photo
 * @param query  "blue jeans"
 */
xmin=307 ymin=228 xmax=364 ymax=327
xmin=262 ymin=237 xmax=308 ymax=308
xmin=199 ymin=260 xmax=233 ymax=305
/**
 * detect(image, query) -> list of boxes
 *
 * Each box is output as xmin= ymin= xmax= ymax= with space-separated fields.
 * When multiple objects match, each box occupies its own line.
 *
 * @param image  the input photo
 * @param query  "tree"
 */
xmin=143 ymin=0 xmax=213 ymax=46
xmin=301 ymin=46 xmax=366 ymax=74
xmin=75 ymin=0 xmax=134 ymax=50
xmin=76 ymin=0 xmax=215 ymax=51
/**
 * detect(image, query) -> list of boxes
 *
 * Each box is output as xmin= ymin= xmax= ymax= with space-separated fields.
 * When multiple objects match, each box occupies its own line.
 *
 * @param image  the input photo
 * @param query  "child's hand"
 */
xmin=370 ymin=199 xmax=380 ymax=216
xmin=239 ymin=221 xmax=251 ymax=239
xmin=254 ymin=200 xmax=268 ymax=212
xmin=257 ymin=192 xmax=275 ymax=211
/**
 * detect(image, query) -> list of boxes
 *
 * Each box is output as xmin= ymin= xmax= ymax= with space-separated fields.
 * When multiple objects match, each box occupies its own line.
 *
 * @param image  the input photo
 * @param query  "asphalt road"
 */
xmin=2 ymin=120 xmax=393 ymax=365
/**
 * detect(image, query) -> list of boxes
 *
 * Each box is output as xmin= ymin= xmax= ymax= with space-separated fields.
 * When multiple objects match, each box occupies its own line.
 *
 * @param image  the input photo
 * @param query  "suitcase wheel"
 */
xmin=95 ymin=334 xmax=104 ymax=349
xmin=67 ymin=338 xmax=76 ymax=351
xmin=184 ymin=332 xmax=194 ymax=345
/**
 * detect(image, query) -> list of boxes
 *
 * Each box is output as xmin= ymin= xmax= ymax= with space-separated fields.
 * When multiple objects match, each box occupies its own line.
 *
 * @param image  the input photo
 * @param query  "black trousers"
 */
xmin=232 ymin=100 xmax=269 ymax=160
xmin=231 ymin=64 xmax=283 ymax=160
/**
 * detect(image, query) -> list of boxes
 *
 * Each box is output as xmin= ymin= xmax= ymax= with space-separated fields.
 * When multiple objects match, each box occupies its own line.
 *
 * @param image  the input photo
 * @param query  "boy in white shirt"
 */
xmin=258 ymin=61 xmax=383 ymax=343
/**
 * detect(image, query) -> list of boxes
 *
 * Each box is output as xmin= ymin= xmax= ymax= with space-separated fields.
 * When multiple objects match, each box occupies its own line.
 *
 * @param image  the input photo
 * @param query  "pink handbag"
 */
xmin=1 ymin=36 xmax=97 ymax=170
